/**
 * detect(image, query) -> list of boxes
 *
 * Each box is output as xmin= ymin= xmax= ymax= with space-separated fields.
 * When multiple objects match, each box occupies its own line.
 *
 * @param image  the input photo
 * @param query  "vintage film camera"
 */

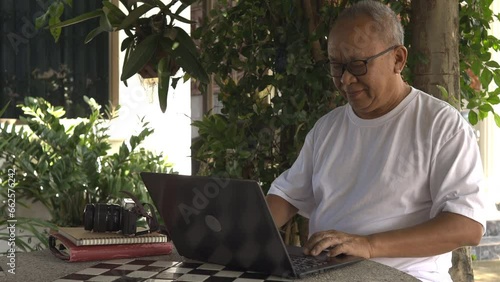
xmin=83 ymin=193 xmax=159 ymax=236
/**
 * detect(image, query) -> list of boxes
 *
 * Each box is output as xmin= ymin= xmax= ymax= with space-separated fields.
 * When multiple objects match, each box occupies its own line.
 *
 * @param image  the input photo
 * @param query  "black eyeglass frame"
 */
xmin=329 ymin=45 xmax=400 ymax=78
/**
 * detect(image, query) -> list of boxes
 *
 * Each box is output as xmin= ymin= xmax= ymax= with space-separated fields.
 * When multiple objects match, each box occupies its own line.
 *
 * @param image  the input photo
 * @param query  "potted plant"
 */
xmin=0 ymin=96 xmax=175 ymax=251
xmin=36 ymin=0 xmax=209 ymax=112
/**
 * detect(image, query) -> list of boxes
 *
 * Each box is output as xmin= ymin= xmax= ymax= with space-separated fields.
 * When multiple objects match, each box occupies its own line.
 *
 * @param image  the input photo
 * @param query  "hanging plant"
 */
xmin=36 ymin=0 xmax=209 ymax=112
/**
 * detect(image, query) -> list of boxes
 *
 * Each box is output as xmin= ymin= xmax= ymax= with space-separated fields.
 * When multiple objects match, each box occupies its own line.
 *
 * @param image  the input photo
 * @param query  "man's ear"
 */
xmin=393 ymin=45 xmax=408 ymax=74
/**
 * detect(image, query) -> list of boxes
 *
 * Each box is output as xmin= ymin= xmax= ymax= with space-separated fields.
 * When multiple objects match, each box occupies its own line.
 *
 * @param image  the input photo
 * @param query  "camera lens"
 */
xmin=94 ymin=203 xmax=122 ymax=232
xmin=107 ymin=205 xmax=121 ymax=231
xmin=83 ymin=204 xmax=95 ymax=231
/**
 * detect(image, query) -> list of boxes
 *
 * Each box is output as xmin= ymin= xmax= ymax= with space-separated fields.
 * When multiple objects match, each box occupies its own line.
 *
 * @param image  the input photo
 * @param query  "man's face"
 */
xmin=328 ymin=16 xmax=401 ymax=119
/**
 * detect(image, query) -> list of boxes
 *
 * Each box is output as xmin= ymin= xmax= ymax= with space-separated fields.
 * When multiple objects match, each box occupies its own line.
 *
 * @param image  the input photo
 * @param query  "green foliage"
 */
xmin=36 ymin=0 xmax=208 ymax=113
xmin=0 ymin=97 xmax=173 ymax=251
xmin=34 ymin=0 xmax=72 ymax=42
xmin=459 ymin=0 xmax=500 ymax=126
xmin=0 ymin=102 xmax=11 ymax=182
xmin=192 ymin=0 xmax=500 ymax=190
xmin=192 ymin=0 xmax=342 ymax=193
xmin=0 ymin=217 xmax=57 ymax=252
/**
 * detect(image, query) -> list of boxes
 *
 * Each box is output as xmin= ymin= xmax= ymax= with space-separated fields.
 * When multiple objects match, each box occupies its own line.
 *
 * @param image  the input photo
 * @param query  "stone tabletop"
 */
xmin=0 ymin=249 xmax=419 ymax=282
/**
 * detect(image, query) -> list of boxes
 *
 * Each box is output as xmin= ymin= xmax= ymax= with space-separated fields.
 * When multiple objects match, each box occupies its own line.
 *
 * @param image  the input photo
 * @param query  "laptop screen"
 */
xmin=140 ymin=172 xmax=296 ymax=277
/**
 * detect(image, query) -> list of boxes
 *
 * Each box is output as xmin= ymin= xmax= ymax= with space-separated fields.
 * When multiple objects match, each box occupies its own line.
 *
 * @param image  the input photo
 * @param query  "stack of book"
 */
xmin=49 ymin=227 xmax=173 ymax=262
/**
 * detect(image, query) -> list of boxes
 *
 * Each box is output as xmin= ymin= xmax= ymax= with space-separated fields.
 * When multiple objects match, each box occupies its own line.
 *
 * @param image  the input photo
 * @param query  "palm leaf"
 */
xmin=118 ymin=4 xmax=154 ymax=30
xmin=171 ymin=43 xmax=209 ymax=83
xmin=158 ymin=57 xmax=171 ymax=113
xmin=120 ymin=34 xmax=159 ymax=81
xmin=47 ymin=10 xmax=102 ymax=29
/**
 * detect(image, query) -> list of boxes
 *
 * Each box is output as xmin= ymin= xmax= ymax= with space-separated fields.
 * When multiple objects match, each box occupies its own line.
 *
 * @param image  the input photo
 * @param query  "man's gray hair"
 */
xmin=335 ymin=0 xmax=404 ymax=46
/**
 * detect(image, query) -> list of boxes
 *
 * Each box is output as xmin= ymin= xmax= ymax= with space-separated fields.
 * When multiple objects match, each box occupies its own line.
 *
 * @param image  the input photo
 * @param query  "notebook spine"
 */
xmin=57 ymin=227 xmax=168 ymax=247
xmin=78 ymin=236 xmax=166 ymax=246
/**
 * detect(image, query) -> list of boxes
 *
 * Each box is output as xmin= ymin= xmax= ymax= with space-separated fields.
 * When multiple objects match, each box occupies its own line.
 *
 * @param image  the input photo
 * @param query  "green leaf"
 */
xmin=479 ymin=52 xmax=491 ymax=62
xmin=0 ymin=101 xmax=10 ymax=117
xmin=172 ymin=27 xmax=198 ymax=56
xmin=121 ymin=36 xmax=134 ymax=52
xmin=84 ymin=12 xmax=114 ymax=44
xmin=118 ymin=4 xmax=154 ymax=30
xmin=171 ymin=42 xmax=209 ymax=83
xmin=493 ymin=70 xmax=500 ymax=86
xmin=466 ymin=100 xmax=479 ymax=109
xmin=55 ymin=2 xmax=65 ymax=18
xmin=120 ymin=34 xmax=159 ymax=81
xmin=84 ymin=26 xmax=105 ymax=44
xmin=119 ymin=143 xmax=130 ymax=157
xmin=47 ymin=10 xmax=102 ymax=29
xmin=102 ymin=1 xmax=125 ymax=17
xmin=468 ymin=110 xmax=478 ymax=125
xmin=480 ymin=69 xmax=493 ymax=88
xmin=471 ymin=60 xmax=482 ymax=76
xmin=103 ymin=1 xmax=126 ymax=25
xmin=486 ymin=95 xmax=500 ymax=104
xmin=63 ymin=0 xmax=73 ymax=7
xmin=478 ymin=104 xmax=494 ymax=112
xmin=478 ymin=109 xmax=489 ymax=120
xmin=48 ymin=2 xmax=65 ymax=18
xmin=164 ymin=10 xmax=196 ymax=24
xmin=175 ymin=3 xmax=190 ymax=15
xmin=35 ymin=13 xmax=48 ymax=29
xmin=122 ymin=43 xmax=134 ymax=86
xmin=486 ymin=61 xmax=500 ymax=68
xmin=49 ymin=16 xmax=62 ymax=42
xmin=494 ymin=113 xmax=500 ymax=127
xmin=435 ymin=85 xmax=449 ymax=99
xmin=99 ymin=12 xmax=113 ymax=32
xmin=158 ymin=57 xmax=171 ymax=113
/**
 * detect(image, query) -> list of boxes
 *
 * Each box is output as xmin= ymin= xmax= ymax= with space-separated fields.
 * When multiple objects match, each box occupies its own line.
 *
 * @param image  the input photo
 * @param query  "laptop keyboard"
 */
xmin=290 ymin=255 xmax=329 ymax=272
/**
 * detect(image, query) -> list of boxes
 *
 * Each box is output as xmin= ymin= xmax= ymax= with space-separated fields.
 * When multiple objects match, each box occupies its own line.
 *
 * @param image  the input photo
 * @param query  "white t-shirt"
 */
xmin=268 ymin=88 xmax=487 ymax=282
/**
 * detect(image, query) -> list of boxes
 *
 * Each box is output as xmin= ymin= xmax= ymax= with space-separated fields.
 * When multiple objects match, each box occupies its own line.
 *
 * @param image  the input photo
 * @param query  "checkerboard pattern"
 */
xmin=54 ymin=259 xmax=293 ymax=282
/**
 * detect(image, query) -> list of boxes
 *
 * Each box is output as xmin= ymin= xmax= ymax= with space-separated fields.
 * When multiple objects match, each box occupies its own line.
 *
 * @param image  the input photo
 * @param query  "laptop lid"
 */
xmin=140 ymin=172 xmax=361 ymax=278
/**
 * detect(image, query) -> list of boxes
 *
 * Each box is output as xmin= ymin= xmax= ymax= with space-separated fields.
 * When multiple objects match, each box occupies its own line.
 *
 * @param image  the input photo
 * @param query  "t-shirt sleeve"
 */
xmin=267 ymin=129 xmax=316 ymax=218
xmin=429 ymin=125 xmax=487 ymax=232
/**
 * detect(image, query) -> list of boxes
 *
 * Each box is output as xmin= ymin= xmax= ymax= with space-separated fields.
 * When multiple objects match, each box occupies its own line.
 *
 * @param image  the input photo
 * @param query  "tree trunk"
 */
xmin=450 ymin=247 xmax=475 ymax=282
xmin=411 ymin=0 xmax=460 ymax=109
xmin=411 ymin=1 xmax=473 ymax=281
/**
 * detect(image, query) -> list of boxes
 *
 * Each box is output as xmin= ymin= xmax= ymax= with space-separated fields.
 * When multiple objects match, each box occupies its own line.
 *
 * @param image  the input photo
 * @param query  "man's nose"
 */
xmin=340 ymin=68 xmax=357 ymax=85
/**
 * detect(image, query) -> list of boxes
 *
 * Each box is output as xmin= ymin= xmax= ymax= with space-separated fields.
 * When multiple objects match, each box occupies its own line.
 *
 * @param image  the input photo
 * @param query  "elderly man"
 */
xmin=266 ymin=1 xmax=486 ymax=281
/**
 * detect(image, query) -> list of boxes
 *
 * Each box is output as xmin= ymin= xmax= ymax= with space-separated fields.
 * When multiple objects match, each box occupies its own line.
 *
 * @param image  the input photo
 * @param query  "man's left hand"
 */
xmin=303 ymin=230 xmax=373 ymax=259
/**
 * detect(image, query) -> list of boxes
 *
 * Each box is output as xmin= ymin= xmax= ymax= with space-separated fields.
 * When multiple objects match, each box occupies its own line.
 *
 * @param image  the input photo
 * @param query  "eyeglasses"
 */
xmin=330 ymin=45 xmax=399 ymax=78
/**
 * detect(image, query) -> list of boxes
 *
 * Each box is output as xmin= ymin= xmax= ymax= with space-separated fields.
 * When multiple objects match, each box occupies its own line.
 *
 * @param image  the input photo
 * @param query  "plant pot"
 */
xmin=138 ymin=58 xmax=180 ymax=79
xmin=138 ymin=63 xmax=160 ymax=79
xmin=135 ymin=19 xmax=180 ymax=79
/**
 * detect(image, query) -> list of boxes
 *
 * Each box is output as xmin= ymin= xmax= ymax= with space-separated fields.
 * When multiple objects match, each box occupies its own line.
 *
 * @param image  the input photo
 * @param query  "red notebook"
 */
xmin=49 ymin=232 xmax=173 ymax=262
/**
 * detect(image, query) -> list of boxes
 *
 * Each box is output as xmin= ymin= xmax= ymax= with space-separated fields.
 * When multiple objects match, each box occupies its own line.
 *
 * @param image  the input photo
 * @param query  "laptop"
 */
xmin=140 ymin=172 xmax=363 ymax=278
